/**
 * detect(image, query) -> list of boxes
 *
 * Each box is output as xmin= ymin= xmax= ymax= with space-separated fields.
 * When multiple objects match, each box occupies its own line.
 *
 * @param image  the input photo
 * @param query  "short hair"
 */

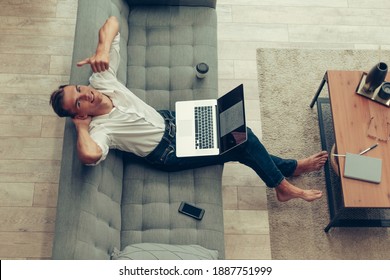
xmin=49 ymin=85 xmax=75 ymax=118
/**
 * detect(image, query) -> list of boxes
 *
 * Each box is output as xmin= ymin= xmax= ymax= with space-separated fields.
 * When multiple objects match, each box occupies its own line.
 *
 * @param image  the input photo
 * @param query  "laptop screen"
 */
xmin=217 ymin=84 xmax=247 ymax=153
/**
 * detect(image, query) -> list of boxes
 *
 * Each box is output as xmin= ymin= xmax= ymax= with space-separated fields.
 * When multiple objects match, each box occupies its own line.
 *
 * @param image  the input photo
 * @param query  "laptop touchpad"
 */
xmin=177 ymin=120 xmax=192 ymax=136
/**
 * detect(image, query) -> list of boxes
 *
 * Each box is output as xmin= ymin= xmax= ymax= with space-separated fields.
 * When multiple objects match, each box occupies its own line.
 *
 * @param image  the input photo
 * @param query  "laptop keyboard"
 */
xmin=194 ymin=106 xmax=215 ymax=150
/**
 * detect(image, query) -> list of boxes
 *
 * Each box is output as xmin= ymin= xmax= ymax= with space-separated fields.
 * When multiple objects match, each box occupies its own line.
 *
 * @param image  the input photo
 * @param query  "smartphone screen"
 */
xmin=178 ymin=202 xmax=205 ymax=220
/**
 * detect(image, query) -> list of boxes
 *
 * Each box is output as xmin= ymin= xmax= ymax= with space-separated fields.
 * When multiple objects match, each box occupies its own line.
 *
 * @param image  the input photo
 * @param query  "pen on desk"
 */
xmin=359 ymin=143 xmax=378 ymax=155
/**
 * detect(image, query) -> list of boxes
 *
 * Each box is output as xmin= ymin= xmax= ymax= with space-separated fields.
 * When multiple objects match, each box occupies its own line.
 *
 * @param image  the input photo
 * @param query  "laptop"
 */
xmin=175 ymin=84 xmax=247 ymax=157
xmin=344 ymin=153 xmax=382 ymax=184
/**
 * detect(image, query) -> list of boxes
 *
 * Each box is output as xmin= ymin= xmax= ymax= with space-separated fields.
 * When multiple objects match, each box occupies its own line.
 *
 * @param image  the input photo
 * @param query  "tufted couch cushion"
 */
xmin=121 ymin=163 xmax=224 ymax=251
xmin=126 ymin=6 xmax=218 ymax=110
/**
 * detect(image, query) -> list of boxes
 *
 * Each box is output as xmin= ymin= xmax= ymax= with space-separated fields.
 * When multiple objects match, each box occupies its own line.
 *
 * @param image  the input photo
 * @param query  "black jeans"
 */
xmin=143 ymin=110 xmax=297 ymax=188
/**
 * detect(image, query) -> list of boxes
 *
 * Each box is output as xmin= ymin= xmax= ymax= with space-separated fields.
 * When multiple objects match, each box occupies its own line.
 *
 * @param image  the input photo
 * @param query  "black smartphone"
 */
xmin=178 ymin=202 xmax=205 ymax=220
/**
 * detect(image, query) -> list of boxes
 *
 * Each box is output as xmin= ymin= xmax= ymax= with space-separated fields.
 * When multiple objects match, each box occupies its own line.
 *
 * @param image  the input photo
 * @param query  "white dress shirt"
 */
xmin=87 ymin=33 xmax=165 ymax=165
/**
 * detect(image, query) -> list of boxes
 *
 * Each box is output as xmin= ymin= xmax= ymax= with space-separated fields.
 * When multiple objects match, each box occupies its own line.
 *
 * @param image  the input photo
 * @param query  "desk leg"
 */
xmin=310 ymin=72 xmax=328 ymax=108
xmin=324 ymin=223 xmax=332 ymax=233
xmin=324 ymin=217 xmax=337 ymax=233
xmin=324 ymin=212 xmax=341 ymax=233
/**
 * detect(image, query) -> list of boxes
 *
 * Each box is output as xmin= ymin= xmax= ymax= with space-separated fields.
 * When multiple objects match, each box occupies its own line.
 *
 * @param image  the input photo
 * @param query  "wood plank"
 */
xmin=0 ymin=16 xmax=75 ymax=37
xmin=0 ymin=74 xmax=69 ymax=95
xmin=49 ymin=55 xmax=72 ymax=75
xmin=218 ymin=0 xmax=348 ymax=7
xmin=232 ymin=5 xmax=390 ymax=26
xmin=222 ymin=162 xmax=260 ymax=187
xmin=0 ymin=137 xmax=63 ymax=160
xmin=0 ymin=35 xmax=74 ymax=55
xmin=349 ymin=0 xmax=390 ymax=8
xmin=0 ymin=0 xmax=57 ymax=18
xmin=0 ymin=94 xmax=59 ymax=116
xmin=0 ymin=115 xmax=42 ymax=137
xmin=0 ymin=183 xmax=34 ymax=207
xmin=0 ymin=54 xmax=50 ymax=75
xmin=0 ymin=232 xmax=54 ymax=259
xmin=33 ymin=183 xmax=59 ymax=208
xmin=0 ymin=207 xmax=56 ymax=232
xmin=41 ymin=116 xmax=65 ymax=138
xmin=218 ymin=22 xmax=288 ymax=42
xmin=0 ymin=160 xmax=61 ymax=183
xmin=56 ymin=0 xmax=78 ymax=19
xmin=223 ymin=210 xmax=269 ymax=235
xmin=238 ymin=186 xmax=267 ymax=210
xmin=289 ymin=25 xmax=390 ymax=44
xmin=222 ymin=186 xmax=238 ymax=210
xmin=225 ymin=234 xmax=271 ymax=260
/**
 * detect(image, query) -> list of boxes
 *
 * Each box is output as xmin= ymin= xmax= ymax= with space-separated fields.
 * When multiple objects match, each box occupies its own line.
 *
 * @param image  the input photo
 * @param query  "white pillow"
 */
xmin=111 ymin=243 xmax=218 ymax=260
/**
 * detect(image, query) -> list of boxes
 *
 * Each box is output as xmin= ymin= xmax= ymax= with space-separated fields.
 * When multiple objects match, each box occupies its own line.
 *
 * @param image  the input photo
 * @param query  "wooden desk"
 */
xmin=311 ymin=70 xmax=390 ymax=231
xmin=327 ymin=70 xmax=390 ymax=208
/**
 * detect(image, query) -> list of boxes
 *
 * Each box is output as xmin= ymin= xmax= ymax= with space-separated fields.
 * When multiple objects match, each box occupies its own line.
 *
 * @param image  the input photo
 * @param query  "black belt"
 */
xmin=165 ymin=119 xmax=176 ymax=139
xmin=159 ymin=110 xmax=176 ymax=140
xmin=144 ymin=110 xmax=176 ymax=163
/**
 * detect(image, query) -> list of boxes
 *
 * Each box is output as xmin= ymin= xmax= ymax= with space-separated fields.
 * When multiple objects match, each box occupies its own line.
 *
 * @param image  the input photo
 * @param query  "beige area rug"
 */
xmin=257 ymin=48 xmax=390 ymax=259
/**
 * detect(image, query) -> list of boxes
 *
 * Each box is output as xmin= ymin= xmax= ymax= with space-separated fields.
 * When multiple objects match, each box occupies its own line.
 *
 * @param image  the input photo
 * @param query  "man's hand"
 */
xmin=77 ymin=53 xmax=109 ymax=73
xmin=72 ymin=116 xmax=92 ymax=130
xmin=76 ymin=16 xmax=119 ymax=73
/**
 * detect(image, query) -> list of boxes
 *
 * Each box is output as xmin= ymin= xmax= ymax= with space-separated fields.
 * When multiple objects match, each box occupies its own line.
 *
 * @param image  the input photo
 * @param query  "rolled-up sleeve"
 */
xmin=87 ymin=130 xmax=110 ymax=166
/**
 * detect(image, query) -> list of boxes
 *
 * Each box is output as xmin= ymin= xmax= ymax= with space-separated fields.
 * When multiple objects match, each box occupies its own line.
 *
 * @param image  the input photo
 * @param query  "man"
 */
xmin=50 ymin=16 xmax=328 ymax=203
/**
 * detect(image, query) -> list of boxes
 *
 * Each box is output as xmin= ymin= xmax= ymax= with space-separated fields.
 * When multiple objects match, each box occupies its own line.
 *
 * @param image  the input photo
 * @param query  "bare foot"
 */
xmin=293 ymin=151 xmax=328 ymax=176
xmin=275 ymin=179 xmax=323 ymax=202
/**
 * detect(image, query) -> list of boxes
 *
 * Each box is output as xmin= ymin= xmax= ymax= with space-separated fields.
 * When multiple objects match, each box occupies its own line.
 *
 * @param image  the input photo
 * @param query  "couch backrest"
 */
xmin=53 ymin=0 xmax=127 ymax=259
xmin=53 ymin=124 xmax=124 ymax=259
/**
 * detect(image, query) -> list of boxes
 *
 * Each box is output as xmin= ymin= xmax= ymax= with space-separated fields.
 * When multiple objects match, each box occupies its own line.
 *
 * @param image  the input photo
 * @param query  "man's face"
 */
xmin=62 ymin=85 xmax=104 ymax=118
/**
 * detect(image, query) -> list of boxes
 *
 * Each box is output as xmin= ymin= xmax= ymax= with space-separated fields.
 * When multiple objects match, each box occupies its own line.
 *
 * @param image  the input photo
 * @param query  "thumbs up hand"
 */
xmin=77 ymin=52 xmax=109 ymax=73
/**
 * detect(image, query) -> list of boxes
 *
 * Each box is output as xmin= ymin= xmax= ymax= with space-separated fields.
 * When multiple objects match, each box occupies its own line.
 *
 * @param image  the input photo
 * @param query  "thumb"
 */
xmin=77 ymin=58 xmax=90 ymax=67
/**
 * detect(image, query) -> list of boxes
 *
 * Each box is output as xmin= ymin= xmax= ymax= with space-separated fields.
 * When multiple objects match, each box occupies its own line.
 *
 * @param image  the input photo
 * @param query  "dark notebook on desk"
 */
xmin=344 ymin=153 xmax=382 ymax=184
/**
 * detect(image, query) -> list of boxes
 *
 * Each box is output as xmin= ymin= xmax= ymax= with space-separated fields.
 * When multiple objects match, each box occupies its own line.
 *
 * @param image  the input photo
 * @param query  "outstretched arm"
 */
xmin=77 ymin=16 xmax=120 ymax=73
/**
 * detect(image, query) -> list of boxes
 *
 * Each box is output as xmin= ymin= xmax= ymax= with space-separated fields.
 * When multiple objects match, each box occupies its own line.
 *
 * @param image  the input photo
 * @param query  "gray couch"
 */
xmin=52 ymin=0 xmax=225 ymax=259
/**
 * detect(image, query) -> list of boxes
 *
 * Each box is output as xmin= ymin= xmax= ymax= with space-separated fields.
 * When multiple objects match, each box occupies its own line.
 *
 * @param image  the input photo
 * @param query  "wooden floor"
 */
xmin=1 ymin=0 xmax=390 ymax=259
